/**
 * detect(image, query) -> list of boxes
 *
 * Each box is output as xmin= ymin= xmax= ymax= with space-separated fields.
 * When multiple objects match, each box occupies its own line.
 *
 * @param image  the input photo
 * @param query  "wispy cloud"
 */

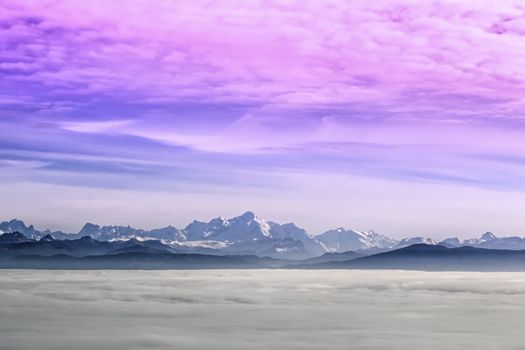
xmin=59 ymin=120 xmax=135 ymax=134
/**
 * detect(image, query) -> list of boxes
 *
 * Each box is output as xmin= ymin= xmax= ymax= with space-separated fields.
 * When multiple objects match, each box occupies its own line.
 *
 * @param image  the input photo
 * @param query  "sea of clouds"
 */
xmin=1 ymin=269 xmax=524 ymax=349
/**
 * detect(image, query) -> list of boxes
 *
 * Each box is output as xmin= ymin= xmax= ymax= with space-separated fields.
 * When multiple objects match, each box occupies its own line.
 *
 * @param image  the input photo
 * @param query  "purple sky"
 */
xmin=2 ymin=0 xmax=525 ymax=237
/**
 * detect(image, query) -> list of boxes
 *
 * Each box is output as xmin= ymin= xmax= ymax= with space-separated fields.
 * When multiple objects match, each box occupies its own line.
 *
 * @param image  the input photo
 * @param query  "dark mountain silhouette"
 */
xmin=0 ymin=232 xmax=32 ymax=244
xmin=313 ymin=244 xmax=525 ymax=271
xmin=5 ymin=230 xmax=525 ymax=270
xmin=0 ymin=234 xmax=175 ymax=259
xmin=0 ymin=232 xmax=291 ymax=269
xmin=295 ymin=250 xmax=363 ymax=265
xmin=2 ymin=252 xmax=287 ymax=270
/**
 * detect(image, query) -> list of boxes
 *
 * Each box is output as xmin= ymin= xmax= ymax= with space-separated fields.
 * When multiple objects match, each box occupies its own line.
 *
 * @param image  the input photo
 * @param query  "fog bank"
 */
xmin=1 ymin=270 xmax=524 ymax=349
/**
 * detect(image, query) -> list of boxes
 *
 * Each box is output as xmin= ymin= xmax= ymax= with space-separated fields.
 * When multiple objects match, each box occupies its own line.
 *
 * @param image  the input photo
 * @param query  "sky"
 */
xmin=1 ymin=0 xmax=525 ymax=237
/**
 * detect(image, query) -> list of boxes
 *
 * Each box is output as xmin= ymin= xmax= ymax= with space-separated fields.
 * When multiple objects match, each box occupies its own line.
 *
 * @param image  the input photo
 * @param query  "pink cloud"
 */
xmin=1 ymin=0 xmax=525 ymax=111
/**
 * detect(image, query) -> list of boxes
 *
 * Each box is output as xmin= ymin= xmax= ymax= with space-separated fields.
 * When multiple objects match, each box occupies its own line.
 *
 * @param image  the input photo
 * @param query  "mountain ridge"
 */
xmin=2 ymin=213 xmax=525 ymax=258
xmin=4 ymin=237 xmax=525 ymax=271
xmin=310 ymin=244 xmax=525 ymax=271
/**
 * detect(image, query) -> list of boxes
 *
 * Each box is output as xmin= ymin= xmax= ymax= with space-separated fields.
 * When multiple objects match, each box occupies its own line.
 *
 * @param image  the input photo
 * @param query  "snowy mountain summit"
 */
xmin=181 ymin=211 xmax=324 ymax=258
xmin=315 ymin=228 xmax=397 ymax=252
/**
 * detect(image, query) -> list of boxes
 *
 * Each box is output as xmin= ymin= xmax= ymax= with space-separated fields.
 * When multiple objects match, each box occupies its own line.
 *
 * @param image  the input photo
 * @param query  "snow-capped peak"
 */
xmin=240 ymin=211 xmax=256 ymax=221
xmin=396 ymin=237 xmax=438 ymax=248
xmin=481 ymin=232 xmax=497 ymax=242
xmin=7 ymin=214 xmax=525 ymax=259
xmin=39 ymin=234 xmax=56 ymax=242
xmin=315 ymin=228 xmax=397 ymax=252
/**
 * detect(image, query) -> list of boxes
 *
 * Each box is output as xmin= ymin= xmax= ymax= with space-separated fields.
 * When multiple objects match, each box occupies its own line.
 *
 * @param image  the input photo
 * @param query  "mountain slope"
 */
xmin=0 ymin=252 xmax=287 ymax=270
xmin=0 ymin=232 xmax=31 ymax=244
xmin=0 ymin=235 xmax=176 ymax=258
xmin=318 ymin=244 xmax=525 ymax=271
xmin=295 ymin=250 xmax=363 ymax=265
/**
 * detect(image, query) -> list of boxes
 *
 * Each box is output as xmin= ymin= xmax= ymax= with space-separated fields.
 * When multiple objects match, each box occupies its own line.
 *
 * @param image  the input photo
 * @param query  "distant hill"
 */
xmin=2 ymin=252 xmax=287 ymax=270
xmin=0 ymin=233 xmax=292 ymax=269
xmin=313 ymin=244 xmax=525 ymax=271
xmin=293 ymin=250 xmax=363 ymax=265
xmin=4 ymin=230 xmax=525 ymax=270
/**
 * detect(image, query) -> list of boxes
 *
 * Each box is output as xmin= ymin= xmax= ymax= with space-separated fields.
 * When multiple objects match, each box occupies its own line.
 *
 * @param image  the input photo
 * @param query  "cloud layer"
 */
xmin=1 ymin=269 xmax=525 ymax=349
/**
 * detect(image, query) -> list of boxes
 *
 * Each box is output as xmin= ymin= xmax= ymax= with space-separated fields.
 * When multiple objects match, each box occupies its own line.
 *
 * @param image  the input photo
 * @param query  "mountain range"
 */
xmin=3 ymin=232 xmax=525 ymax=271
xmin=2 ymin=211 xmax=525 ymax=259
